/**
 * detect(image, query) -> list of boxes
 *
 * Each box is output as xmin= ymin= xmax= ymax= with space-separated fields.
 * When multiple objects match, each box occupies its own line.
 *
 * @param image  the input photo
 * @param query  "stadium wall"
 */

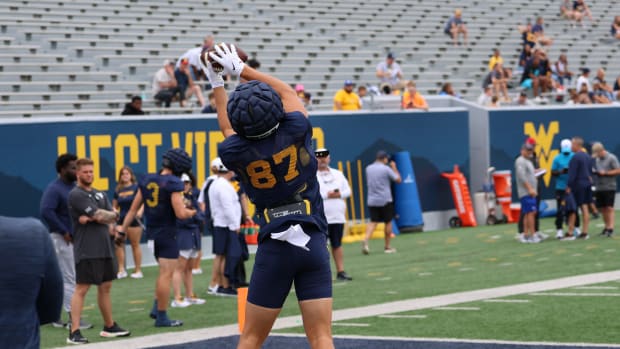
xmin=0 ymin=110 xmax=470 ymax=229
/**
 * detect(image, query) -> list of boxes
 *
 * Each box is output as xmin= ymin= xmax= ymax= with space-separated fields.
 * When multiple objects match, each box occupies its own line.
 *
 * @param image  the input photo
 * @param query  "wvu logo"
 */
xmin=523 ymin=121 xmax=559 ymax=187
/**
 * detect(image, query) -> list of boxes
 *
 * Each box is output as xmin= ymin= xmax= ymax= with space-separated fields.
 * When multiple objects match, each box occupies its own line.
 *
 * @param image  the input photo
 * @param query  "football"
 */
xmin=201 ymin=43 xmax=248 ymax=73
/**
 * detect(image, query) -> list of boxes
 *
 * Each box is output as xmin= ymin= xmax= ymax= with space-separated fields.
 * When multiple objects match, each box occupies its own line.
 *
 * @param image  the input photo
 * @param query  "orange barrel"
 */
xmin=492 ymin=170 xmax=512 ymax=198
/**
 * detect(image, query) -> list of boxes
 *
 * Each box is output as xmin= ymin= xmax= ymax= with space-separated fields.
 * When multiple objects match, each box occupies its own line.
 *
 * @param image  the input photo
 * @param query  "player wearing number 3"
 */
xmin=117 ymin=148 xmax=197 ymax=327
xmin=203 ymin=43 xmax=334 ymax=349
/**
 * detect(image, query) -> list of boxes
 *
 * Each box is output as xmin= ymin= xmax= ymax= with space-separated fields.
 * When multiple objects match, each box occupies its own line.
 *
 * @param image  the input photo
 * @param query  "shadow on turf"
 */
xmin=146 ymin=335 xmax=620 ymax=349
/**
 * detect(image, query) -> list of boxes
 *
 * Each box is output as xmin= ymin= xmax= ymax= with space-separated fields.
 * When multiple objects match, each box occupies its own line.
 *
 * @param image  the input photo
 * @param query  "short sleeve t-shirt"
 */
xmin=68 ymin=187 xmax=115 ymax=263
xmin=594 ymin=153 xmax=620 ymax=191
xmin=551 ymin=152 xmax=574 ymax=190
xmin=366 ymin=161 xmax=399 ymax=207
xmin=333 ymin=90 xmax=361 ymax=111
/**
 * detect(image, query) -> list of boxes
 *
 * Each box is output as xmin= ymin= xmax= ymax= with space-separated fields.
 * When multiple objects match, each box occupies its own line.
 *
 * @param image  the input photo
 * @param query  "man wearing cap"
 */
xmin=333 ymin=80 xmax=361 ymax=111
xmin=207 ymin=159 xmax=241 ymax=297
xmin=551 ymin=139 xmax=577 ymax=238
xmin=591 ymin=142 xmax=620 ymax=237
xmin=566 ymin=136 xmax=592 ymax=240
xmin=376 ymin=53 xmax=404 ymax=90
xmin=315 ymin=148 xmax=353 ymax=281
xmin=363 ymin=151 xmax=401 ymax=254
xmin=152 ymin=60 xmax=180 ymax=108
xmin=515 ymin=143 xmax=539 ymax=243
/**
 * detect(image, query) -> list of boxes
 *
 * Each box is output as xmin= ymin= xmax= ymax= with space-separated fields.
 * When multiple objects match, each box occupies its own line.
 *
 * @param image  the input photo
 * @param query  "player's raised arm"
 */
xmin=208 ymin=43 xmax=307 ymax=117
xmin=200 ymin=53 xmax=234 ymax=138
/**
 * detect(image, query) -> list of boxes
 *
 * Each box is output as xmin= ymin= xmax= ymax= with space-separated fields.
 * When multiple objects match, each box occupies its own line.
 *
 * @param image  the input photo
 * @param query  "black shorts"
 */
xmin=595 ymin=190 xmax=616 ymax=208
xmin=75 ymin=258 xmax=117 ymax=285
xmin=118 ymin=216 xmax=141 ymax=228
xmin=327 ymin=223 xmax=344 ymax=248
xmin=369 ymin=202 xmax=395 ymax=223
xmin=572 ymin=185 xmax=593 ymax=206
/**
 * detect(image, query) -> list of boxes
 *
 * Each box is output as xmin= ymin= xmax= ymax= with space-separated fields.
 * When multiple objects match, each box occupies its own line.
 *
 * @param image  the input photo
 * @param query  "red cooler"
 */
xmin=492 ymin=170 xmax=512 ymax=198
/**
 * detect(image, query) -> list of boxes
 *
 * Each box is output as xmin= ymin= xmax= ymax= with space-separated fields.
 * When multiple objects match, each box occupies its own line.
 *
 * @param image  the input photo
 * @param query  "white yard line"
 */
xmin=530 ymin=292 xmax=620 ymax=297
xmin=483 ymin=299 xmax=531 ymax=303
xmin=433 ymin=306 xmax=480 ymax=311
xmin=378 ymin=314 xmax=427 ymax=319
xmin=66 ymin=270 xmax=620 ymax=349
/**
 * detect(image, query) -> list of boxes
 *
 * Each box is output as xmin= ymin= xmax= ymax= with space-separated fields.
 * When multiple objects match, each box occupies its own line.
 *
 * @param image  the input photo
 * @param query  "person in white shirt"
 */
xmin=376 ymin=52 xmax=404 ymax=90
xmin=315 ymin=148 xmax=353 ymax=281
xmin=206 ymin=160 xmax=241 ymax=297
xmin=576 ymin=67 xmax=592 ymax=92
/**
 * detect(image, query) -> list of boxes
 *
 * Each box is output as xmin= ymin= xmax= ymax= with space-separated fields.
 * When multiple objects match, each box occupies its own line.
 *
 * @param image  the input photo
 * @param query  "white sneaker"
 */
xmin=171 ymin=298 xmax=191 ymax=308
xmin=185 ymin=296 xmax=206 ymax=305
xmin=130 ymin=271 xmax=143 ymax=279
xmin=536 ymin=231 xmax=548 ymax=240
xmin=191 ymin=268 xmax=203 ymax=275
xmin=556 ymin=229 xmax=564 ymax=239
xmin=207 ymin=284 xmax=219 ymax=295
xmin=519 ymin=234 xmax=529 ymax=243
xmin=117 ymin=271 xmax=128 ymax=279
xmin=574 ymin=227 xmax=581 ymax=236
xmin=530 ymin=235 xmax=541 ymax=243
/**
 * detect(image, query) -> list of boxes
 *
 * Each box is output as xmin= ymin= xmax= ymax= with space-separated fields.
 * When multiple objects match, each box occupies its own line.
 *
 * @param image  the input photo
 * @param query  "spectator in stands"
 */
xmin=566 ymin=88 xmax=579 ymax=104
xmin=614 ymin=75 xmax=620 ymax=100
xmin=488 ymin=49 xmax=503 ymax=71
xmin=531 ymin=17 xmax=553 ymax=46
xmin=560 ymin=0 xmax=576 ymax=21
xmin=577 ymin=83 xmax=593 ymax=104
xmin=519 ymin=45 xmax=534 ymax=68
xmin=302 ymin=92 xmax=313 ymax=111
xmin=0 ymin=216 xmax=63 ymax=349
xmin=402 ymin=81 xmax=428 ymax=111
xmin=518 ymin=21 xmax=537 ymax=52
xmin=439 ymin=82 xmax=461 ymax=98
xmin=358 ymin=85 xmax=368 ymax=98
xmin=295 ymin=84 xmax=306 ymax=100
xmin=444 ymin=9 xmax=468 ymax=46
xmin=175 ymin=35 xmax=214 ymax=81
xmin=612 ymin=16 xmax=620 ymax=39
xmin=201 ymin=93 xmax=217 ymax=113
xmin=333 ymin=80 xmax=361 ymax=111
xmin=477 ymin=86 xmax=493 ymax=106
xmin=551 ymin=54 xmax=573 ymax=87
xmin=573 ymin=0 xmax=593 ymax=26
xmin=376 ymin=53 xmax=404 ymax=90
xmin=593 ymin=68 xmax=615 ymax=101
xmin=592 ymin=83 xmax=613 ymax=104
xmin=520 ymin=50 xmax=552 ymax=101
xmin=489 ymin=95 xmax=500 ymax=107
xmin=175 ymin=58 xmax=206 ymax=108
xmin=121 ymin=96 xmax=145 ymax=116
xmin=485 ymin=63 xmax=511 ymax=102
xmin=152 ymin=60 xmax=179 ymax=108
xmin=576 ymin=67 xmax=592 ymax=92
xmin=514 ymin=91 xmax=534 ymax=106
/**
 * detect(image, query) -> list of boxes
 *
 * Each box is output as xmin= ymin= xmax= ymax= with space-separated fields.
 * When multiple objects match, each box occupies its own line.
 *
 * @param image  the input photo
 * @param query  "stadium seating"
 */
xmin=0 ymin=0 xmax=618 ymax=117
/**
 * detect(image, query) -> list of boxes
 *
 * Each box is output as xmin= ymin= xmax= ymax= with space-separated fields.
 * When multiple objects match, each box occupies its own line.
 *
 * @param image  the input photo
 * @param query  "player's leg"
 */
xmin=115 ymin=243 xmax=126 ymax=278
xmin=238 ymin=303 xmax=281 ymax=349
xmin=127 ymin=225 xmax=143 ymax=275
xmin=172 ymin=255 xmax=188 ymax=304
xmin=300 ymin=298 xmax=334 ymax=349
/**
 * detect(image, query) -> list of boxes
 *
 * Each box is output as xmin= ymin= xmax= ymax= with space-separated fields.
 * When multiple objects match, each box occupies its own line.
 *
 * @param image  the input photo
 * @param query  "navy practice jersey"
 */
xmin=114 ymin=183 xmax=138 ymax=221
xmin=139 ymin=173 xmax=184 ymax=228
xmin=219 ymin=111 xmax=327 ymax=241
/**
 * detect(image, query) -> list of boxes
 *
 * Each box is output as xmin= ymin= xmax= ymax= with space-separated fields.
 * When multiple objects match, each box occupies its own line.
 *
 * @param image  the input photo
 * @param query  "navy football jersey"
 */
xmin=139 ymin=173 xmax=184 ymax=228
xmin=114 ymin=183 xmax=138 ymax=221
xmin=219 ymin=111 xmax=327 ymax=241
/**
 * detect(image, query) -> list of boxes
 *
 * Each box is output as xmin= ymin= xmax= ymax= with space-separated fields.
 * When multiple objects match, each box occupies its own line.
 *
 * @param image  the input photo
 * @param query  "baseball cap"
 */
xmin=376 ymin=150 xmax=389 ymax=159
xmin=344 ymin=80 xmax=355 ymax=86
xmin=525 ymin=137 xmax=536 ymax=145
xmin=580 ymin=67 xmax=590 ymax=74
xmin=180 ymin=58 xmax=189 ymax=65
xmin=387 ymin=52 xmax=395 ymax=59
xmin=181 ymin=173 xmax=191 ymax=182
xmin=295 ymin=84 xmax=305 ymax=92
xmin=560 ymin=139 xmax=572 ymax=153
xmin=315 ymin=148 xmax=330 ymax=158
xmin=210 ymin=157 xmax=228 ymax=172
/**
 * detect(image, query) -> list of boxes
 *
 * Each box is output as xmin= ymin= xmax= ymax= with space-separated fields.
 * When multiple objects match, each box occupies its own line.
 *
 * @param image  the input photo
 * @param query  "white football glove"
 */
xmin=209 ymin=43 xmax=245 ymax=78
xmin=199 ymin=54 xmax=224 ymax=89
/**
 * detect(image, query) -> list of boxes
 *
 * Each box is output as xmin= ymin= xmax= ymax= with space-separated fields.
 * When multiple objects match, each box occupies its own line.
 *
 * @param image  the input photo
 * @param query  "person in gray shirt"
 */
xmin=591 ymin=142 xmax=620 ymax=237
xmin=515 ymin=143 xmax=539 ymax=243
xmin=362 ymin=150 xmax=401 ymax=254
xmin=67 ymin=158 xmax=130 ymax=344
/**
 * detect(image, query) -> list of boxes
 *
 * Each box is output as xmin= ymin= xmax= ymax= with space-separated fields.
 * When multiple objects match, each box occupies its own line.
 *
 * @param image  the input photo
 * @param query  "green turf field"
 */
xmin=41 ymin=216 xmax=620 ymax=348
